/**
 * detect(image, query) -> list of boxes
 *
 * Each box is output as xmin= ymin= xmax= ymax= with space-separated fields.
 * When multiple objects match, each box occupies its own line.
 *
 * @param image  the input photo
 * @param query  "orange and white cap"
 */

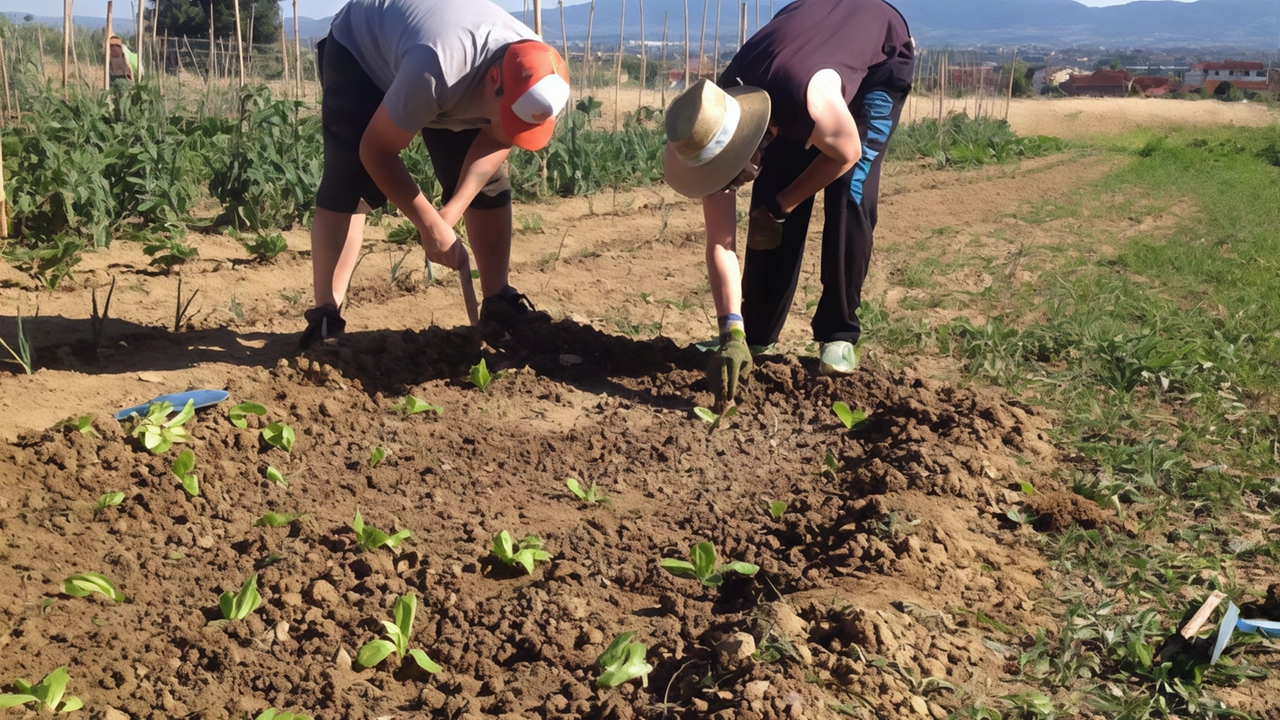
xmin=499 ymin=40 xmax=571 ymax=151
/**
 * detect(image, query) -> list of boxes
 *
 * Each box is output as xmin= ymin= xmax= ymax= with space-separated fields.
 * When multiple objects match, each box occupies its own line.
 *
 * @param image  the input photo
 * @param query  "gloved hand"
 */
xmin=707 ymin=331 xmax=754 ymax=411
xmin=747 ymin=202 xmax=788 ymax=251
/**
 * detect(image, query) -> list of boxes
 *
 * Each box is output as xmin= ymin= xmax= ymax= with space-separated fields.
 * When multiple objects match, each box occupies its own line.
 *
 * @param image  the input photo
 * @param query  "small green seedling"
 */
xmin=832 ymin=402 xmax=869 ymax=431
xmin=369 ymin=447 xmax=387 ymax=468
xmin=95 ymin=492 xmax=125 ymax=513
xmin=768 ymin=501 xmax=787 ymax=519
xmin=491 ymin=531 xmax=551 ymax=575
xmin=253 ymin=511 xmax=303 ymax=528
xmin=69 ymin=415 xmax=98 ymax=437
xmin=218 ymin=574 xmax=261 ymax=621
xmin=353 ymin=510 xmax=412 ymax=553
xmin=229 ymin=401 xmax=267 ymax=428
xmin=0 ymin=666 xmax=83 ymax=713
xmin=660 ymin=542 xmax=759 ymax=588
xmin=254 ymin=710 xmax=312 ymax=720
xmin=566 ymin=477 xmax=610 ymax=506
xmin=1006 ymin=506 xmax=1038 ymax=525
xmin=823 ymin=451 xmax=843 ymax=474
xmin=1018 ymin=480 xmax=1038 ymax=496
xmin=63 ymin=572 xmax=125 ymax=603
xmin=265 ymin=466 xmax=288 ymax=487
xmin=469 ymin=359 xmax=492 ymax=391
xmin=694 ymin=405 xmax=737 ymax=433
xmin=391 ymin=395 xmax=442 ymax=416
xmin=262 ymin=422 xmax=295 ymax=453
xmin=356 ymin=593 xmax=442 ymax=674
xmin=595 ymin=631 xmax=654 ymax=689
xmin=172 ymin=448 xmax=198 ymax=496
xmin=129 ymin=399 xmax=195 ymax=454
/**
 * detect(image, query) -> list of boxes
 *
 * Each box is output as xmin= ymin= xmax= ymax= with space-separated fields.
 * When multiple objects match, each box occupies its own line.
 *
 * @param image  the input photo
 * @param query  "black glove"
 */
xmin=707 ymin=331 xmax=754 ymax=411
xmin=747 ymin=200 xmax=788 ymax=251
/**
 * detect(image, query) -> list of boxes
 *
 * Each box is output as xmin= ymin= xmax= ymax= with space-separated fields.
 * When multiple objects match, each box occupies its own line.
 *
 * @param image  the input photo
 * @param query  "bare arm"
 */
xmin=775 ymin=69 xmax=863 ymax=214
xmin=439 ymin=126 xmax=513 ymax=227
xmin=703 ymin=190 xmax=743 ymax=319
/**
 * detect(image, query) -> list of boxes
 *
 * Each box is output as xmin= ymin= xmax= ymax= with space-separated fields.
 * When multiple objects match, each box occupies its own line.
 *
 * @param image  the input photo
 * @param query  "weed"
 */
xmin=253 ymin=511 xmax=303 ymax=528
xmin=391 ymin=395 xmax=442 ymax=416
xmin=520 ymin=214 xmax=544 ymax=233
xmin=595 ymin=631 xmax=653 ymax=688
xmin=0 ymin=308 xmax=33 ymax=375
xmin=369 ymin=447 xmax=386 ymax=469
xmin=694 ymin=406 xmax=738 ymax=433
xmin=658 ymin=204 xmax=675 ymax=238
xmin=228 ymin=295 xmax=245 ymax=322
xmin=218 ymin=574 xmax=261 ymax=621
xmin=768 ymin=501 xmax=787 ymax=519
xmin=385 ymin=220 xmax=417 ymax=245
xmin=240 ymin=231 xmax=289 ymax=262
xmin=61 ymin=415 xmax=98 ymax=437
xmin=229 ymin=401 xmax=267 ymax=428
xmin=95 ymin=492 xmax=125 ymax=513
xmin=280 ymin=290 xmax=302 ymax=305
xmin=823 ymin=451 xmax=844 ymax=475
xmin=63 ymin=572 xmax=126 ymax=603
xmin=353 ymin=510 xmax=412 ymax=553
xmin=128 ymin=399 xmax=195 ymax=454
xmin=566 ymin=477 xmax=611 ymax=506
xmin=0 ymin=666 xmax=83 ymax=713
xmin=90 ymin=277 xmax=115 ymax=352
xmin=143 ymin=236 xmax=198 ymax=272
xmin=262 ymin=422 xmax=295 ymax=453
xmin=469 ymin=359 xmax=493 ymax=391
xmin=491 ymin=531 xmax=551 ymax=575
xmin=356 ymin=593 xmax=442 ymax=674
xmin=172 ymin=448 xmax=199 ymax=497
xmin=832 ymin=402 xmax=869 ymax=431
xmin=660 ymin=542 xmax=759 ymax=588
xmin=173 ymin=276 xmax=200 ymax=332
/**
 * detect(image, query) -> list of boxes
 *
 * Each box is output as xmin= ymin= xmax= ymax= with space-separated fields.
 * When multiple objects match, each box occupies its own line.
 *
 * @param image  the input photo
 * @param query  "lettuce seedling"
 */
xmin=129 ymin=399 xmax=195 ymax=454
xmin=355 ymin=593 xmax=442 ymax=674
xmin=595 ymin=631 xmax=653 ymax=689
xmin=63 ymin=572 xmax=126 ymax=602
xmin=390 ymin=395 xmax=442 ymax=416
xmin=832 ymin=402 xmax=869 ymax=431
xmin=566 ymin=477 xmax=610 ymax=506
xmin=660 ymin=542 xmax=759 ymax=588
xmin=369 ymin=447 xmax=386 ymax=468
xmin=253 ymin=511 xmax=303 ymax=528
xmin=0 ymin=666 xmax=83 ymax=713
xmin=254 ymin=710 xmax=311 ymax=720
xmin=262 ymin=422 xmax=295 ymax=453
xmin=172 ymin=448 xmax=198 ymax=496
xmin=823 ymin=451 xmax=843 ymax=474
xmin=219 ymin=574 xmax=261 ymax=621
xmin=69 ymin=415 xmax=98 ymax=437
xmin=265 ymin=466 xmax=288 ymax=487
xmin=768 ymin=501 xmax=787 ymax=519
xmin=229 ymin=401 xmax=267 ymax=428
xmin=353 ymin=510 xmax=412 ymax=553
xmin=491 ymin=531 xmax=551 ymax=575
xmin=469 ymin=359 xmax=492 ymax=391
xmin=95 ymin=492 xmax=125 ymax=513
xmin=694 ymin=405 xmax=738 ymax=433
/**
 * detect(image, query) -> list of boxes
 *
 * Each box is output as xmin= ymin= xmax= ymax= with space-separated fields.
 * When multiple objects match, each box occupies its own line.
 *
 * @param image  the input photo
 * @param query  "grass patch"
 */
xmin=889 ymin=113 xmax=1067 ymax=169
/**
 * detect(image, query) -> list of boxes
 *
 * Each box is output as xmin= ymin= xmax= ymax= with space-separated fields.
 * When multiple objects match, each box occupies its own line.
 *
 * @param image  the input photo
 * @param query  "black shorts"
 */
xmin=315 ymin=36 xmax=512 ymax=214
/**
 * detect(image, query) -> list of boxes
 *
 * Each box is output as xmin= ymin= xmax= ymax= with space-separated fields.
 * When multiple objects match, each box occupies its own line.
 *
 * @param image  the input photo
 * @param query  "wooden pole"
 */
xmin=584 ymin=0 xmax=595 ymax=96
xmin=135 ymin=0 xmax=144 ymax=81
xmin=159 ymin=31 xmax=167 ymax=94
xmin=104 ymin=0 xmax=113 ymax=90
xmin=71 ymin=16 xmax=83 ymax=87
xmin=739 ymin=3 xmax=746 ymax=49
xmin=614 ymin=0 xmax=624 ymax=131
xmin=712 ymin=0 xmax=722 ymax=79
xmin=558 ymin=0 xmax=569 ymax=81
xmin=232 ymin=0 xmax=245 ymax=86
xmin=152 ymin=0 xmax=162 ymax=77
xmin=638 ymin=0 xmax=645 ymax=108
xmin=0 ymin=132 xmax=8 ymax=238
xmin=292 ymin=0 xmax=301 ymax=99
xmin=523 ymin=0 xmax=528 ymax=28
xmin=0 ymin=38 xmax=10 ymax=123
xmin=281 ymin=22 xmax=290 ymax=87
xmin=1006 ymin=47 xmax=1018 ymax=121
xmin=533 ymin=0 xmax=542 ymax=36
xmin=660 ymin=12 xmax=668 ymax=107
xmin=683 ymin=0 xmax=689 ymax=89
xmin=63 ymin=0 xmax=73 ymax=89
xmin=36 ymin=22 xmax=48 ymax=83
xmin=697 ymin=0 xmax=708 ymax=82
xmin=247 ymin=3 xmax=256 ymax=79
xmin=207 ymin=4 xmax=215 ymax=90
xmin=754 ymin=0 xmax=759 ymax=34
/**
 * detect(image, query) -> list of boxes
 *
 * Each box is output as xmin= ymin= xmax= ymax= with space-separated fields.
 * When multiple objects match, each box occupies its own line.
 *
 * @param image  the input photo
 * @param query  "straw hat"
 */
xmin=663 ymin=79 xmax=771 ymax=198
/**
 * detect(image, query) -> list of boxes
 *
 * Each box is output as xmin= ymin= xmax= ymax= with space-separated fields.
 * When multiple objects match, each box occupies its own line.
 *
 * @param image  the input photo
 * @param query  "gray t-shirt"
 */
xmin=329 ymin=0 xmax=537 ymax=133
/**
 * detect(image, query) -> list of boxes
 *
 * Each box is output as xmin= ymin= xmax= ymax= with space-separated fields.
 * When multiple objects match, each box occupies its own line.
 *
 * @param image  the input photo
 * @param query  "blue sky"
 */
xmin=3 ymin=0 xmax=1189 ymax=19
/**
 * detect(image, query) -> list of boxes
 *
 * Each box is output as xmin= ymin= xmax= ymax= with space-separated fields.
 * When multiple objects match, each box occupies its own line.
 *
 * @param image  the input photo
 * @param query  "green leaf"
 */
xmin=172 ymin=447 xmax=195 ymax=476
xmin=719 ymin=561 xmax=760 ymax=577
xmin=823 ymin=451 xmax=842 ymax=473
xmin=0 ymin=694 xmax=38 ymax=709
xmin=253 ymin=511 xmax=303 ymax=527
xmin=659 ymin=558 xmax=699 ymax=579
xmin=596 ymin=640 xmax=653 ymax=689
xmin=565 ymin=477 xmax=587 ymax=501
xmin=1018 ymin=480 xmax=1038 ymax=496
xmin=832 ymin=401 xmax=854 ymax=429
xmin=768 ymin=501 xmax=787 ymax=519
xmin=265 ymin=466 xmax=288 ymax=487
xmin=369 ymin=447 xmax=386 ymax=468
xmin=167 ymin=399 xmax=196 ymax=429
xmin=219 ymin=574 xmax=261 ymax=621
xmin=63 ymin=572 xmax=126 ymax=602
xmin=392 ymin=594 xmax=417 ymax=649
xmin=406 ymin=648 xmax=442 ymax=673
xmin=75 ymin=415 xmax=98 ymax=437
xmin=469 ymin=359 xmax=492 ymax=390
xmin=262 ymin=423 xmax=295 ymax=452
xmin=690 ymin=542 xmax=718 ymax=579
xmin=392 ymin=395 xmax=442 ymax=416
xmin=596 ymin=631 xmax=636 ymax=667
xmin=58 ymin=695 xmax=83 ymax=713
xmin=97 ymin=492 xmax=125 ymax=510
xmin=229 ymin=401 xmax=266 ymax=429
xmin=701 ymin=572 xmax=725 ymax=588
xmin=356 ymin=639 xmax=396 ymax=669
xmin=693 ymin=407 xmax=717 ymax=425
xmin=37 ymin=666 xmax=70 ymax=711
xmin=492 ymin=530 xmax=515 ymax=563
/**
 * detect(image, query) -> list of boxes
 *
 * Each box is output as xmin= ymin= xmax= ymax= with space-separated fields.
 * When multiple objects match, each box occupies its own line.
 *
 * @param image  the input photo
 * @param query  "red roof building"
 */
xmin=1132 ymin=76 xmax=1172 ymax=96
xmin=1063 ymin=69 xmax=1134 ymax=97
xmin=1185 ymin=61 xmax=1270 ymax=93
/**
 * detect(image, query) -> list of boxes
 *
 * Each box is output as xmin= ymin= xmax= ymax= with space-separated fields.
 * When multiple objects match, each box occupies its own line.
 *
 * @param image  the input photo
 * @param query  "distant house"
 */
xmin=1062 ymin=69 xmax=1134 ymax=97
xmin=1132 ymin=76 xmax=1172 ymax=96
xmin=1184 ymin=61 xmax=1269 ymax=93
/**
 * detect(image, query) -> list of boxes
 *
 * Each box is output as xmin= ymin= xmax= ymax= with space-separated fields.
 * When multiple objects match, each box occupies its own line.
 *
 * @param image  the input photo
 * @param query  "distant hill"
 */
xmin=22 ymin=0 xmax=1280 ymax=49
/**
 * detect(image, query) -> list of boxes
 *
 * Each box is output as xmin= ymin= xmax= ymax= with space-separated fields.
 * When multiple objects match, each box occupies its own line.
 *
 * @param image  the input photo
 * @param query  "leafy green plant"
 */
xmin=566 ymin=477 xmax=610 ymax=506
xmin=355 ymin=593 xmax=442 ymax=674
xmin=469 ymin=359 xmax=493 ymax=391
xmin=694 ymin=405 xmax=737 ymax=432
xmin=595 ymin=631 xmax=653 ymax=688
xmin=823 ymin=451 xmax=843 ymax=474
xmin=0 ymin=666 xmax=83 ymax=713
xmin=391 ymin=395 xmax=442 ymax=416
xmin=353 ymin=510 xmax=412 ymax=553
xmin=218 ymin=574 xmax=261 ymax=621
xmin=71 ymin=415 xmax=98 ymax=436
xmin=660 ymin=542 xmax=759 ymax=588
xmin=385 ymin=220 xmax=417 ymax=246
xmin=254 ymin=710 xmax=312 ymax=720
xmin=0 ymin=308 xmax=34 ymax=375
xmin=95 ymin=492 xmax=125 ymax=513
xmin=63 ymin=572 xmax=126 ymax=602
xmin=265 ymin=466 xmax=288 ymax=487
xmin=832 ymin=402 xmax=869 ymax=431
xmin=768 ymin=501 xmax=787 ymax=519
xmin=229 ymin=401 xmax=267 ymax=428
xmin=128 ymin=399 xmax=195 ymax=454
xmin=172 ymin=448 xmax=199 ymax=496
xmin=240 ymin=231 xmax=289 ymax=262
xmin=491 ymin=531 xmax=551 ymax=575
xmin=142 ymin=236 xmax=198 ymax=271
xmin=369 ymin=447 xmax=386 ymax=468
xmin=262 ymin=422 xmax=295 ymax=453
xmin=254 ymin=511 xmax=303 ymax=528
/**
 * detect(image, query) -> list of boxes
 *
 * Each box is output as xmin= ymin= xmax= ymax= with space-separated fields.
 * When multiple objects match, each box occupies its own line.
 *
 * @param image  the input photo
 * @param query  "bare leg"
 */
xmin=463 ymin=204 xmax=513 ymax=299
xmin=311 ymin=205 xmax=368 ymax=308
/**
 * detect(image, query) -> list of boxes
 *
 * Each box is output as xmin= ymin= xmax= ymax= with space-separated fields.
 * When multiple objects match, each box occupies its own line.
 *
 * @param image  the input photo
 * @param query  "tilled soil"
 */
xmin=0 ymin=319 xmax=1094 ymax=720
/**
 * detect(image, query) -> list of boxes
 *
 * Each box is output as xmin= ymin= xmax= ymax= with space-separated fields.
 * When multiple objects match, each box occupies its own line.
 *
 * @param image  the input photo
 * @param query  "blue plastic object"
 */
xmin=1211 ymin=601 xmax=1280 ymax=665
xmin=114 ymin=389 xmax=230 ymax=421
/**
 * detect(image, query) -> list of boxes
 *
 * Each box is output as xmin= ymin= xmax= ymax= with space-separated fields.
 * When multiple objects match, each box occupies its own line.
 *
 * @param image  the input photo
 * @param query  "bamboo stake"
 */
xmin=638 ymin=0 xmax=646 ymax=107
xmin=281 ymin=22 xmax=290 ymax=87
xmin=9 ymin=39 xmax=19 ymax=118
xmin=63 ymin=0 xmax=73 ymax=90
xmin=660 ymin=12 xmax=668 ymax=107
xmin=71 ymin=16 xmax=83 ymax=87
xmin=558 ymin=0 xmax=569 ymax=82
xmin=152 ymin=0 xmax=161 ymax=76
xmin=523 ymin=0 xmax=528 ymax=28
xmin=614 ymin=0 xmax=625 ymax=131
xmin=135 ymin=0 xmax=143 ymax=80
xmin=104 ymin=0 xmax=113 ymax=90
xmin=207 ymin=4 xmax=215 ymax=92
xmin=533 ymin=0 xmax=542 ymax=36
xmin=37 ymin=22 xmax=48 ymax=83
xmin=0 ymin=131 xmax=7 ymax=238
xmin=754 ymin=0 xmax=759 ymax=34
xmin=683 ymin=0 xmax=689 ymax=89
xmin=160 ymin=31 xmax=167 ymax=95
xmin=247 ymin=3 xmax=256 ymax=79
xmin=292 ymin=0 xmax=301 ymax=99
xmin=739 ymin=3 xmax=746 ymax=49
xmin=584 ymin=0 xmax=595 ymax=96
xmin=712 ymin=0 xmax=721 ymax=79
xmin=1006 ymin=47 xmax=1018 ymax=121
xmin=697 ymin=0 xmax=708 ymax=81
xmin=232 ymin=0 xmax=245 ymax=86
xmin=0 ymin=38 xmax=10 ymax=123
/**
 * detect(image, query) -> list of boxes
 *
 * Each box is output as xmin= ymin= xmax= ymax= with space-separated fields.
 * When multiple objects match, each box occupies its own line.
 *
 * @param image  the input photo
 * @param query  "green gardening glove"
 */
xmin=707 ymin=331 xmax=754 ymax=411
xmin=747 ymin=204 xmax=787 ymax=251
